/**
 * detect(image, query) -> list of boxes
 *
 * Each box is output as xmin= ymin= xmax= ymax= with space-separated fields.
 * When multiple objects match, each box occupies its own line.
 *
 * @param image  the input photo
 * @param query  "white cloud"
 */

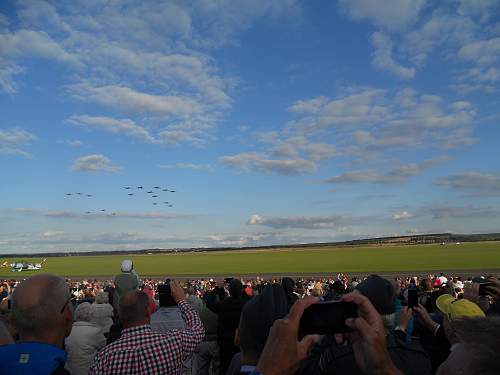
xmin=15 ymin=208 xmax=192 ymax=220
xmin=247 ymin=213 xmax=368 ymax=229
xmin=159 ymin=163 xmax=213 ymax=171
xmin=392 ymin=211 xmax=415 ymax=221
xmin=56 ymin=139 xmax=83 ymax=147
xmin=220 ymin=152 xmax=317 ymax=175
xmin=371 ymin=32 xmax=416 ymax=79
xmin=325 ymin=157 xmax=450 ymax=185
xmin=68 ymin=115 xmax=154 ymax=142
xmin=71 ymin=154 xmax=122 ymax=173
xmin=41 ymin=231 xmax=65 ymax=238
xmin=68 ymin=85 xmax=202 ymax=117
xmin=435 ymin=171 xmax=500 ymax=197
xmin=0 ymin=128 xmax=36 ymax=157
xmin=338 ymin=0 xmax=426 ymax=31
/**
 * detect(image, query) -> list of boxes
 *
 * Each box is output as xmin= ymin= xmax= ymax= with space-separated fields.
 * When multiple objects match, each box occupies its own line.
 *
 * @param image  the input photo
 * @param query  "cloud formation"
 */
xmin=71 ymin=154 xmax=122 ymax=173
xmin=325 ymin=157 xmax=450 ymax=185
xmin=0 ymin=128 xmax=36 ymax=157
xmin=248 ymin=214 xmax=367 ymax=229
xmin=435 ymin=171 xmax=500 ymax=197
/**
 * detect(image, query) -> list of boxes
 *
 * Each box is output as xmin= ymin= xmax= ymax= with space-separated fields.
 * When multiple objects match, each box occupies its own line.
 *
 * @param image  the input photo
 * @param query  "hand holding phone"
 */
xmin=299 ymin=300 xmax=357 ymax=337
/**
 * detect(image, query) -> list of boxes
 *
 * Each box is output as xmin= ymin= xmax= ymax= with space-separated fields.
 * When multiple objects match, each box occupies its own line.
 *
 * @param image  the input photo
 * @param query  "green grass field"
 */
xmin=1 ymin=242 xmax=500 ymax=277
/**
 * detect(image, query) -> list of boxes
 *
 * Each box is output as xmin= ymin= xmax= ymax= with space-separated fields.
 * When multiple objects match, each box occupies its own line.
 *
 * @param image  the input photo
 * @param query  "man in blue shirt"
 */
xmin=0 ymin=274 xmax=74 ymax=374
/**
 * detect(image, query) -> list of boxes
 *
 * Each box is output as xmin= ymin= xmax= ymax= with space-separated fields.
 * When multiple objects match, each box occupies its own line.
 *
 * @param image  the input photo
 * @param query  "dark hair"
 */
xmin=119 ymin=291 xmax=149 ymax=326
xmin=157 ymin=284 xmax=176 ymax=307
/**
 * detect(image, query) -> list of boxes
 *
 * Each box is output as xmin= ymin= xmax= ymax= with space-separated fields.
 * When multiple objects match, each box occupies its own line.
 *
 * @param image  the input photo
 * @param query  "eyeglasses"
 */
xmin=60 ymin=296 xmax=76 ymax=313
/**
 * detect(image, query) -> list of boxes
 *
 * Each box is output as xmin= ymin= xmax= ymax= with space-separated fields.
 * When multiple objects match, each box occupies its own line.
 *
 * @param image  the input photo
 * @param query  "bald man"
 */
xmin=89 ymin=282 xmax=204 ymax=374
xmin=0 ymin=274 xmax=73 ymax=374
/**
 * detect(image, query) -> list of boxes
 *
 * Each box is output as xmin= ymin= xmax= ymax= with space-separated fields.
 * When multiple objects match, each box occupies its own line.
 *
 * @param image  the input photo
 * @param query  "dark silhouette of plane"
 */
xmin=162 ymin=189 xmax=169 ymax=191
xmin=163 ymin=202 xmax=169 ymax=204
xmin=153 ymin=186 xmax=160 ymax=189
xmin=128 ymin=193 xmax=134 ymax=196
xmin=147 ymin=191 xmax=154 ymax=194
xmin=168 ymin=204 xmax=173 ymax=207
xmin=100 ymin=209 xmax=106 ymax=212
xmin=169 ymin=190 xmax=176 ymax=193
xmin=66 ymin=193 xmax=72 ymax=196
xmin=76 ymin=192 xmax=82 ymax=195
xmin=153 ymin=203 xmax=158 ymax=205
xmin=137 ymin=186 xmax=143 ymax=189
xmin=124 ymin=187 xmax=132 ymax=189
xmin=86 ymin=194 xmax=93 ymax=197
xmin=152 ymin=195 xmax=158 ymax=198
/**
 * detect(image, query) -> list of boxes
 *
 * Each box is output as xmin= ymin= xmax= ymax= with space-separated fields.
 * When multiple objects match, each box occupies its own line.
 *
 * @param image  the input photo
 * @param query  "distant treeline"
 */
xmin=2 ymin=232 xmax=500 ymax=259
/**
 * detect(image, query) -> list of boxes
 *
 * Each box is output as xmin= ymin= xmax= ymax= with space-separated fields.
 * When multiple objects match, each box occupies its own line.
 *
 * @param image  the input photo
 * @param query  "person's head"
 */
xmin=121 ymin=259 xmax=133 ymax=273
xmin=356 ymin=275 xmax=395 ymax=329
xmin=436 ymin=317 xmax=500 ymax=375
xmin=238 ymin=284 xmax=288 ymax=365
xmin=10 ymin=274 xmax=73 ymax=347
xmin=331 ymin=280 xmax=345 ymax=295
xmin=119 ymin=290 xmax=151 ymax=328
xmin=74 ymin=302 xmax=92 ymax=322
xmin=421 ymin=278 xmax=433 ymax=292
xmin=94 ymin=291 xmax=109 ymax=304
xmin=311 ymin=282 xmax=323 ymax=298
xmin=435 ymin=294 xmax=485 ymax=342
xmin=228 ymin=279 xmax=243 ymax=298
xmin=157 ymin=284 xmax=177 ymax=307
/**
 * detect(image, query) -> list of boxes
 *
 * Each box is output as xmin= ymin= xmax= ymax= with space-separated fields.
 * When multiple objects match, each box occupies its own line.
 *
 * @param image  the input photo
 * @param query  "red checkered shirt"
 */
xmin=89 ymin=300 xmax=204 ymax=374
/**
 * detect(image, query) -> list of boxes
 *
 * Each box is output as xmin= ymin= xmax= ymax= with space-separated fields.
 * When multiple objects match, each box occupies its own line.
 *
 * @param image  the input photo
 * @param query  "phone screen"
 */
xmin=299 ymin=301 xmax=357 ymax=337
xmin=408 ymin=288 xmax=418 ymax=308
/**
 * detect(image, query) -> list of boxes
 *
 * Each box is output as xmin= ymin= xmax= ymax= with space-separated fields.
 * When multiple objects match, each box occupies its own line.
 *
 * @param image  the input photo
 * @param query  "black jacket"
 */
xmin=299 ymin=331 xmax=432 ymax=375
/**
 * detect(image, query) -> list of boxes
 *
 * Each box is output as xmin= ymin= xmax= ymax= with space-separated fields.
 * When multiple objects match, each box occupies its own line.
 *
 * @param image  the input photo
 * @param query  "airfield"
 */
xmin=1 ymin=241 xmax=500 ymax=278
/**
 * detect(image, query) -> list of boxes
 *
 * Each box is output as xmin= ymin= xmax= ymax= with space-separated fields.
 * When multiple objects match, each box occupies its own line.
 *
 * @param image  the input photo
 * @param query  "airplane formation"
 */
xmin=65 ymin=185 xmax=176 ymax=214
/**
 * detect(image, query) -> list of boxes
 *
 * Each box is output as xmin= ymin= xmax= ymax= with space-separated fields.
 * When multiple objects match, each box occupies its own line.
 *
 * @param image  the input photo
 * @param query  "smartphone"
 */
xmin=479 ymin=282 xmax=492 ymax=296
xmin=299 ymin=301 xmax=357 ymax=337
xmin=408 ymin=288 xmax=418 ymax=308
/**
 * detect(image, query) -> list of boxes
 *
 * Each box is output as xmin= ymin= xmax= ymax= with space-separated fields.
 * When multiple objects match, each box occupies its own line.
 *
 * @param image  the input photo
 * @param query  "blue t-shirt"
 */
xmin=0 ymin=342 xmax=67 ymax=375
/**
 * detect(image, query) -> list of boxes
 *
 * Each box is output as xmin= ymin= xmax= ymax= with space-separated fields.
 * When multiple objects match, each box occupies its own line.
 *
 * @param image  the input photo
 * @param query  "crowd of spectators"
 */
xmin=0 ymin=260 xmax=499 ymax=375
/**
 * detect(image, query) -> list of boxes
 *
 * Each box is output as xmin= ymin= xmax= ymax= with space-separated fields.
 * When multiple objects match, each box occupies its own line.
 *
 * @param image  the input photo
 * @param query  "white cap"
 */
xmin=121 ymin=259 xmax=133 ymax=272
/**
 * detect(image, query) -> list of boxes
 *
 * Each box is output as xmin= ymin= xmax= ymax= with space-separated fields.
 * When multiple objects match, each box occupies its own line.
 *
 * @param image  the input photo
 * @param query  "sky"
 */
xmin=1 ymin=0 xmax=500 ymax=254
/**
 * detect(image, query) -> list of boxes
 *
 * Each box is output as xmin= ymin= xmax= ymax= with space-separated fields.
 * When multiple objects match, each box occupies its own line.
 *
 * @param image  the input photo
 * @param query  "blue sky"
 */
xmin=1 ymin=0 xmax=500 ymax=254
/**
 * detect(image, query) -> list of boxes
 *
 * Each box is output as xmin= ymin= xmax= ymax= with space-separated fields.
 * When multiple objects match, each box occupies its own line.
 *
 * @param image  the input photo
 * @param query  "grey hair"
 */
xmin=74 ymin=302 xmax=92 ymax=322
xmin=450 ymin=317 xmax=500 ymax=374
xmin=11 ymin=275 xmax=69 ymax=334
xmin=94 ymin=291 xmax=109 ymax=304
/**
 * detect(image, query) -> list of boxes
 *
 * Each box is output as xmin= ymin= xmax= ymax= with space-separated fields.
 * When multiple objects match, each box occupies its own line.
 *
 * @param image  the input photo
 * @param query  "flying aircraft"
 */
xmin=168 ymin=204 xmax=173 ymax=207
xmin=163 ymin=202 xmax=169 ymax=204
xmin=153 ymin=186 xmax=160 ymax=189
xmin=10 ymin=259 xmax=45 ymax=272
xmin=85 ymin=211 xmax=91 ymax=214
xmin=66 ymin=193 xmax=72 ymax=196
xmin=100 ymin=209 xmax=106 ymax=212
xmin=147 ymin=191 xmax=154 ymax=194
xmin=169 ymin=190 xmax=176 ymax=193
xmin=76 ymin=192 xmax=82 ymax=195
xmin=162 ymin=189 xmax=169 ymax=192
xmin=152 ymin=195 xmax=158 ymax=198
xmin=86 ymin=194 xmax=93 ymax=197
xmin=128 ymin=193 xmax=134 ymax=196
xmin=153 ymin=203 xmax=158 ymax=205
xmin=137 ymin=186 xmax=143 ymax=189
xmin=124 ymin=187 xmax=132 ymax=189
